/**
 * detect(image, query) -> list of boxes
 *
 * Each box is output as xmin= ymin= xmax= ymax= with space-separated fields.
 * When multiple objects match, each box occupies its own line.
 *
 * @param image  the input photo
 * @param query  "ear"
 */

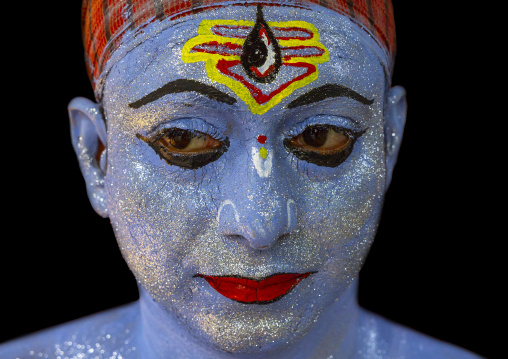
xmin=384 ymin=86 xmax=407 ymax=190
xmin=68 ymin=97 xmax=108 ymax=218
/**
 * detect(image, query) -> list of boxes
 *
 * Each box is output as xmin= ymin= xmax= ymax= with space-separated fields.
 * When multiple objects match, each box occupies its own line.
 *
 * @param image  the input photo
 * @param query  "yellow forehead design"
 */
xmin=182 ymin=18 xmax=329 ymax=114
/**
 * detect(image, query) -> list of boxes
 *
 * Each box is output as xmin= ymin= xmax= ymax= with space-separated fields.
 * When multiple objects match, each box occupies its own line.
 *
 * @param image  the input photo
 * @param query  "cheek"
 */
xmin=104 ymin=138 xmax=214 ymax=300
xmin=299 ymin=132 xmax=386 ymax=279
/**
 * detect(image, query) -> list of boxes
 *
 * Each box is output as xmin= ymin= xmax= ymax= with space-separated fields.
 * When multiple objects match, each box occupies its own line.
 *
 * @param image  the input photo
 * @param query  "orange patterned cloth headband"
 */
xmin=82 ymin=0 xmax=395 ymax=100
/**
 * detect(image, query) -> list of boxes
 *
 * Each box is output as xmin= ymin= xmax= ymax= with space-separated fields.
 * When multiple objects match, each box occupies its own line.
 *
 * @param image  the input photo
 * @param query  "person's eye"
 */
xmin=283 ymin=124 xmax=365 ymax=167
xmin=137 ymin=128 xmax=229 ymax=169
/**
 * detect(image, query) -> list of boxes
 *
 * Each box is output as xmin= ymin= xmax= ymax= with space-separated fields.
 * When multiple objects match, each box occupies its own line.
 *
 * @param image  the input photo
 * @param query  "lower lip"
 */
xmin=196 ymin=272 xmax=314 ymax=304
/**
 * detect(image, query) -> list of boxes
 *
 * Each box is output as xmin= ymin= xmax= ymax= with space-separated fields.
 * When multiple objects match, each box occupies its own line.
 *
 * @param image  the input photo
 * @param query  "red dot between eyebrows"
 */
xmin=257 ymin=135 xmax=267 ymax=144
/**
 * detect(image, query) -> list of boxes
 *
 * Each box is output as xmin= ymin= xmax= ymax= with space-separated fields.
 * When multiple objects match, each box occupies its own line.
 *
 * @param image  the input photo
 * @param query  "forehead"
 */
xmin=104 ymin=5 xmax=385 ymax=117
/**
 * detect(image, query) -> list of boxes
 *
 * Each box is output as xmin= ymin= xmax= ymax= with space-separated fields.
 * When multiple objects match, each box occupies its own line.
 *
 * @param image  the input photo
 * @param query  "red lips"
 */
xmin=196 ymin=273 xmax=314 ymax=304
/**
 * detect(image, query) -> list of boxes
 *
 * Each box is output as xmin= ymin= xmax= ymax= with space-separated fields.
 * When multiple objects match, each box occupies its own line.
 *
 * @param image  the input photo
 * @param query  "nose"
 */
xmin=217 ymin=193 xmax=297 ymax=250
xmin=217 ymin=149 xmax=297 ymax=250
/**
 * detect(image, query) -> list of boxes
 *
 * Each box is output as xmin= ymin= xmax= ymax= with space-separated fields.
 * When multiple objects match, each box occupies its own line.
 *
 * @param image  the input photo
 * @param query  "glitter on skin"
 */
xmin=103 ymin=5 xmax=388 ymax=352
xmin=0 ymin=3 xmax=478 ymax=359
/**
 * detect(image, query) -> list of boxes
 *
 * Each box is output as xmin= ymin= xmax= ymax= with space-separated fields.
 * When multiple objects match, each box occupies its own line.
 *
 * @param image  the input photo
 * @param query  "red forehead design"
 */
xmin=82 ymin=0 xmax=395 ymax=99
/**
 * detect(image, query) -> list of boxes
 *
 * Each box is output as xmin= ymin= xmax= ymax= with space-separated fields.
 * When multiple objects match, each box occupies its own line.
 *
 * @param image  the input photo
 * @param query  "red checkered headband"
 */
xmin=82 ymin=0 xmax=396 ymax=101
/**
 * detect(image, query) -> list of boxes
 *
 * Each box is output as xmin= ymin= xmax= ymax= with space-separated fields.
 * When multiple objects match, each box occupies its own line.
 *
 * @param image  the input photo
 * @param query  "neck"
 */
xmin=138 ymin=280 xmax=360 ymax=359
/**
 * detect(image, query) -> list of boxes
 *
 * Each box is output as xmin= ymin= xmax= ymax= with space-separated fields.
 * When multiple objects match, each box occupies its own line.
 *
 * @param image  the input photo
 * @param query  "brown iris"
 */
xmin=137 ymin=128 xmax=229 ymax=169
xmin=155 ymin=128 xmax=221 ymax=153
xmin=284 ymin=124 xmax=364 ymax=167
xmin=291 ymin=125 xmax=352 ymax=154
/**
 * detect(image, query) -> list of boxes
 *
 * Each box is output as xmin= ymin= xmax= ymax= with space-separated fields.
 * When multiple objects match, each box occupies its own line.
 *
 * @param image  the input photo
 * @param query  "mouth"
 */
xmin=195 ymin=272 xmax=316 ymax=304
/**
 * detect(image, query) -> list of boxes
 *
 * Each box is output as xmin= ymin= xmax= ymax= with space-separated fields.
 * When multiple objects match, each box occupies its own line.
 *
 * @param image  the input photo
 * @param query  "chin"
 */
xmin=190 ymin=307 xmax=317 ymax=354
xmin=174 ymin=273 xmax=341 ymax=354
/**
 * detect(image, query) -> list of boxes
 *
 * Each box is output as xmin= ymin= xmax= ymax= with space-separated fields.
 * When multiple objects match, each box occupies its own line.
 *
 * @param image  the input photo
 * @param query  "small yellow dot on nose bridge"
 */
xmin=259 ymin=147 xmax=268 ymax=159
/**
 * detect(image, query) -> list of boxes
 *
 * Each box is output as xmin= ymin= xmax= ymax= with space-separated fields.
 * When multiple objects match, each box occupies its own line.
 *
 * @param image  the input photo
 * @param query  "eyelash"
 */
xmin=287 ymin=115 xmax=360 ymax=136
xmin=137 ymin=120 xmax=229 ymax=170
xmin=283 ymin=125 xmax=366 ymax=168
xmin=282 ymin=115 xmax=366 ymax=167
xmin=138 ymin=118 xmax=365 ymax=170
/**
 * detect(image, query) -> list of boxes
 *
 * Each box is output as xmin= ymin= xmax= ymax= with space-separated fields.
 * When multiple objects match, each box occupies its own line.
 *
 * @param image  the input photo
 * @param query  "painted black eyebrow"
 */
xmin=128 ymin=79 xmax=237 ymax=109
xmin=286 ymin=84 xmax=374 ymax=109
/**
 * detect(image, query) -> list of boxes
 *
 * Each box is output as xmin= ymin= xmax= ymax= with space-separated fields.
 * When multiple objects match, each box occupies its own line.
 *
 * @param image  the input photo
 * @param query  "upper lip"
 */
xmin=195 ymin=272 xmax=316 ymax=304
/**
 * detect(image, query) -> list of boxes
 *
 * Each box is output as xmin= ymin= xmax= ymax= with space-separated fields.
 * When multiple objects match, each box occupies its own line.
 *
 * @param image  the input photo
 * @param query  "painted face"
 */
xmin=102 ymin=4 xmax=388 ymax=354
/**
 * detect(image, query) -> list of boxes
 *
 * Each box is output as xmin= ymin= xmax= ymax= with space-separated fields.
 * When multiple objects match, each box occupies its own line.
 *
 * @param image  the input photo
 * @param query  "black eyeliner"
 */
xmin=284 ymin=127 xmax=367 ymax=168
xmin=136 ymin=131 xmax=230 ymax=170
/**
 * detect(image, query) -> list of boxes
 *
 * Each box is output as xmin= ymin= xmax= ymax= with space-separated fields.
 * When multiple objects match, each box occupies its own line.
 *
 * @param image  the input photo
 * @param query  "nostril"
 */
xmin=252 ymin=233 xmax=290 ymax=250
xmin=224 ymin=235 xmax=271 ymax=250
xmin=225 ymin=234 xmax=246 ymax=243
xmin=278 ymin=233 xmax=290 ymax=241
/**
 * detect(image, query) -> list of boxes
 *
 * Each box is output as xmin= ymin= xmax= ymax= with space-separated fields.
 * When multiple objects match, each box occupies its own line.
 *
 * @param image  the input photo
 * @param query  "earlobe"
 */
xmin=68 ymin=97 xmax=109 ymax=218
xmin=384 ymin=86 xmax=407 ymax=190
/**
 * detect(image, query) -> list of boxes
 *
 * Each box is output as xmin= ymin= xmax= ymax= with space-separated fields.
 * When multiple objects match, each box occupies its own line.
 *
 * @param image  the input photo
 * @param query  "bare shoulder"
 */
xmin=0 ymin=302 xmax=140 ymax=359
xmin=357 ymin=308 xmax=483 ymax=359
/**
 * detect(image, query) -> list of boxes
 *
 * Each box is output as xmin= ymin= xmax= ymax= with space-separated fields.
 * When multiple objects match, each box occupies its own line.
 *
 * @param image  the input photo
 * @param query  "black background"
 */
xmin=1 ymin=2 xmax=501 ymax=358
